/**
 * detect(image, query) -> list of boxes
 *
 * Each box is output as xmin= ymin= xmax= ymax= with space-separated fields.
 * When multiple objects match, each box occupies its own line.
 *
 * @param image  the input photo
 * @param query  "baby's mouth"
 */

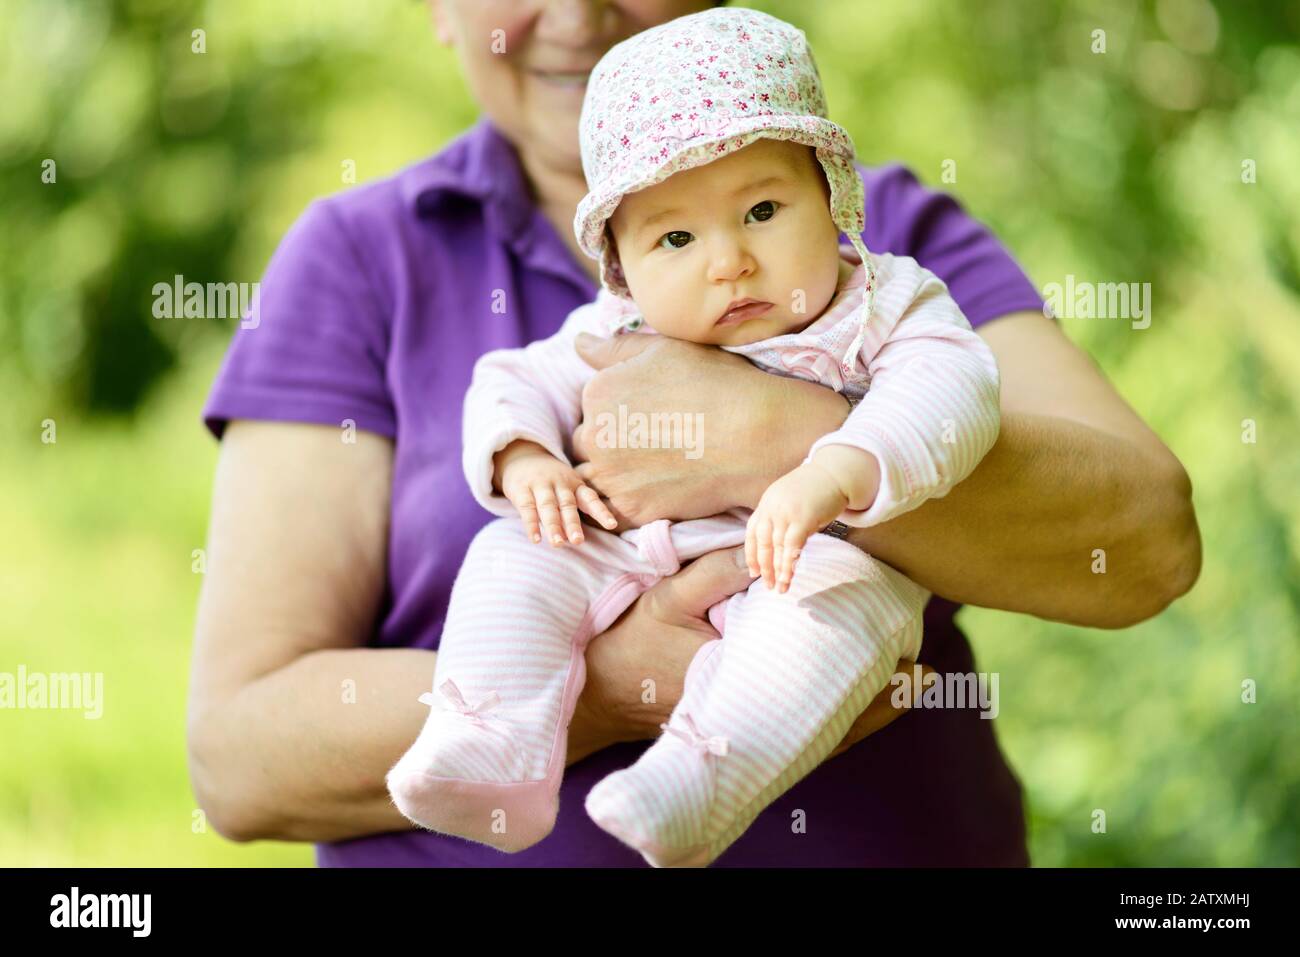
xmin=715 ymin=299 xmax=774 ymax=326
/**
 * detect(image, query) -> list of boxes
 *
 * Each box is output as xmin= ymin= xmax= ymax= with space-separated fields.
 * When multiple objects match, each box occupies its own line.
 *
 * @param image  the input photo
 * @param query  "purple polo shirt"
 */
xmin=203 ymin=115 xmax=1046 ymax=867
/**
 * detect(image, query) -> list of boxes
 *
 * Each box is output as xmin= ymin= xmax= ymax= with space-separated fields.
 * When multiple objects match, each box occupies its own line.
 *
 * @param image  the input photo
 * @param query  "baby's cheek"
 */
xmin=641 ymin=308 xmax=685 ymax=339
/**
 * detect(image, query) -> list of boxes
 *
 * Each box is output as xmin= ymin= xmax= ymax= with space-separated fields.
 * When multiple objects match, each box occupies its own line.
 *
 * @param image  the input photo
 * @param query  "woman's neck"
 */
xmin=516 ymin=140 xmax=603 ymax=285
xmin=518 ymin=141 xmax=586 ymax=214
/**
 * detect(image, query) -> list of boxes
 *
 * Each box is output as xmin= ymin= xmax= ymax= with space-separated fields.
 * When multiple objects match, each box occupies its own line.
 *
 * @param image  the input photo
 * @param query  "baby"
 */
xmin=386 ymin=7 xmax=1001 ymax=867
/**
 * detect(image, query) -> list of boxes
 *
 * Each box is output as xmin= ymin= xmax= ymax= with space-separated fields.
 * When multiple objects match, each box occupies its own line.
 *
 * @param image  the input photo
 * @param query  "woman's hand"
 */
xmin=566 ymin=544 xmax=929 ymax=765
xmin=494 ymin=439 xmax=618 ymax=546
xmin=569 ymin=333 xmax=849 ymax=528
xmin=569 ymin=547 xmax=747 ymax=757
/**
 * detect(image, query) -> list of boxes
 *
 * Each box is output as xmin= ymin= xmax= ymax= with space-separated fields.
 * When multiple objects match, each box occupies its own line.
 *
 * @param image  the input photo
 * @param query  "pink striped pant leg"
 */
xmin=386 ymin=517 xmax=645 ymax=853
xmin=585 ymin=532 xmax=929 ymax=866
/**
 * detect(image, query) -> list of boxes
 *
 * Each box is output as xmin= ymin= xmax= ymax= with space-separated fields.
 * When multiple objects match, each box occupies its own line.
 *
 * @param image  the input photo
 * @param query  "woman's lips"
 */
xmin=716 ymin=301 xmax=774 ymax=325
xmin=530 ymin=70 xmax=590 ymax=91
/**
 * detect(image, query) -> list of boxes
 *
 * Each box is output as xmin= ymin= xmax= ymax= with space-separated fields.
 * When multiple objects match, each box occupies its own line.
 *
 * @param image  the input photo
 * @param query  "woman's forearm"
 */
xmin=189 ymin=648 xmax=429 ymax=843
xmin=843 ymin=411 xmax=1200 ymax=628
xmin=188 ymin=646 xmax=610 ymax=844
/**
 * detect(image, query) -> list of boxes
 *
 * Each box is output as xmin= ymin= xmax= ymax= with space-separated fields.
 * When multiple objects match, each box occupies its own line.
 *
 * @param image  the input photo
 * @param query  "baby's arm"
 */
xmin=809 ymin=257 xmax=1001 ymax=526
xmin=747 ymin=257 xmax=1001 ymax=591
xmin=744 ymin=448 xmax=878 ymax=591
xmin=462 ymin=300 xmax=620 ymax=544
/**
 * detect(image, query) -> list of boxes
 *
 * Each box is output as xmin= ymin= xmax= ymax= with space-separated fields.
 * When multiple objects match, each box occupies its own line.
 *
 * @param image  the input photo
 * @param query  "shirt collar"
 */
xmin=401 ymin=115 xmax=534 ymax=239
xmin=402 ymin=116 xmax=596 ymax=295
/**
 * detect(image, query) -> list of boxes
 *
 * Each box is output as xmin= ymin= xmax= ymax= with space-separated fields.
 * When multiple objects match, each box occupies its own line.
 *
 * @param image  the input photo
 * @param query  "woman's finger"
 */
xmin=555 ymin=485 xmax=585 ymax=544
xmin=575 ymin=484 xmax=618 ymax=529
xmin=533 ymin=484 xmax=565 ymax=546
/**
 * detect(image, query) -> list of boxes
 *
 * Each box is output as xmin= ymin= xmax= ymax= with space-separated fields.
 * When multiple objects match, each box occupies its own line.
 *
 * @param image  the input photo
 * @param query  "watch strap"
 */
xmin=820 ymin=520 xmax=851 ymax=540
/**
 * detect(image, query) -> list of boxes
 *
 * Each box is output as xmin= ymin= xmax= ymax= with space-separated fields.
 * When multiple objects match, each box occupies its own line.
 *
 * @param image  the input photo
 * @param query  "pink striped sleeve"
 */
xmin=461 ymin=302 xmax=606 ymax=517
xmin=804 ymin=257 xmax=1001 ymax=528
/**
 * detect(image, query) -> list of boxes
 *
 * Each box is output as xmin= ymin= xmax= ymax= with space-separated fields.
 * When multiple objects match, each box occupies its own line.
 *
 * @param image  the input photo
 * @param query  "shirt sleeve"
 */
xmin=461 ymin=301 xmax=607 ymax=518
xmin=201 ymin=198 xmax=395 ymax=440
xmin=863 ymin=163 xmax=1048 ymax=329
xmin=804 ymin=255 xmax=1001 ymax=528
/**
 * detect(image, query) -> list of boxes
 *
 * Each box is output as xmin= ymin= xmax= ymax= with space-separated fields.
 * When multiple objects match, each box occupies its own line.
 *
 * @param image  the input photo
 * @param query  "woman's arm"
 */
xmin=188 ymin=421 xmax=424 ymax=842
xmin=569 ymin=311 xmax=1201 ymax=629
xmin=186 ymin=421 xmax=631 ymax=843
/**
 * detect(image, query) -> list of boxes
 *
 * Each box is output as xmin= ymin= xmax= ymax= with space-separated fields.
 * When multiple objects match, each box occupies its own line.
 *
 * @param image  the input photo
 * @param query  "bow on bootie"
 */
xmin=419 ymin=679 xmax=502 ymax=729
xmin=660 ymin=712 xmax=730 ymax=757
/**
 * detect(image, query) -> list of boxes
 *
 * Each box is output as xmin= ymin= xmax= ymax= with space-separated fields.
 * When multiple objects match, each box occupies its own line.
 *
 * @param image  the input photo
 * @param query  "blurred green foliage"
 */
xmin=1 ymin=0 xmax=1297 ymax=866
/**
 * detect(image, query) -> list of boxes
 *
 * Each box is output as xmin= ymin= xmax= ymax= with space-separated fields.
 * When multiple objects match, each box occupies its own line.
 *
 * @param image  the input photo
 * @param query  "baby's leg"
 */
xmin=585 ymin=533 xmax=929 ymax=867
xmin=387 ymin=518 xmax=641 ymax=853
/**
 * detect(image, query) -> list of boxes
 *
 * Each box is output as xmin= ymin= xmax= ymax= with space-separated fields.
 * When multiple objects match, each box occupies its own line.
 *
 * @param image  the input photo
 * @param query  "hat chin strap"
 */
xmin=840 ymin=231 xmax=877 ymax=376
xmin=811 ymin=149 xmax=877 ymax=367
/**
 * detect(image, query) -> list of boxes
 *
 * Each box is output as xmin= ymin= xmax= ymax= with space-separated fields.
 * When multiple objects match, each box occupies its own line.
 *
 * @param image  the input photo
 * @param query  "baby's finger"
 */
xmin=755 ymin=519 xmax=775 ymax=590
xmin=744 ymin=519 xmax=759 ymax=578
xmin=512 ymin=492 xmax=542 ymax=544
xmin=770 ymin=521 xmax=786 ymax=592
xmin=555 ymin=485 xmax=584 ymax=544
xmin=533 ymin=484 xmax=565 ymax=546
xmin=777 ymin=525 xmax=805 ymax=594
xmin=575 ymin=484 xmax=618 ymax=530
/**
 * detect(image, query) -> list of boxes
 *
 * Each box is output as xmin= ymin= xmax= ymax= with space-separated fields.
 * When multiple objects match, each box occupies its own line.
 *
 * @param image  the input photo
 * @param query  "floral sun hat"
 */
xmin=574 ymin=6 xmax=877 ymax=347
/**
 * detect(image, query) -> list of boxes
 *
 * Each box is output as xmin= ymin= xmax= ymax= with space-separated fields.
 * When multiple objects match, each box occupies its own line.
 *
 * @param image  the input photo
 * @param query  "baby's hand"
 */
xmin=497 ymin=441 xmax=618 ymax=546
xmin=745 ymin=461 xmax=849 ymax=593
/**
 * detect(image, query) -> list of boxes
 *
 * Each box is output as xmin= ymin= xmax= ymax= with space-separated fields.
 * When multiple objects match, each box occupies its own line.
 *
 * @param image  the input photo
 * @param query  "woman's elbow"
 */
xmin=1126 ymin=460 xmax=1202 ymax=625
xmin=1159 ymin=462 xmax=1202 ymax=600
xmin=186 ymin=711 xmax=275 ymax=844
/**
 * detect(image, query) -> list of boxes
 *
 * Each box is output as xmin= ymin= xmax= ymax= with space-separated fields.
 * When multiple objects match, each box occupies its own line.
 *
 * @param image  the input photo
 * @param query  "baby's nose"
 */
xmin=706 ymin=243 xmax=756 ymax=283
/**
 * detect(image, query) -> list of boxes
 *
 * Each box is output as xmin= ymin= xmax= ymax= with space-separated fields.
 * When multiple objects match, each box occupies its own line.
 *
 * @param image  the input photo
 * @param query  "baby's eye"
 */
xmin=657 ymin=230 xmax=693 ymax=250
xmin=746 ymin=200 xmax=779 ymax=223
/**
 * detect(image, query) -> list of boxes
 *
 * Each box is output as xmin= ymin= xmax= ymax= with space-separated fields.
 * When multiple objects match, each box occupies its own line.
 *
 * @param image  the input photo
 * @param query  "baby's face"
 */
xmin=607 ymin=138 xmax=845 ymax=346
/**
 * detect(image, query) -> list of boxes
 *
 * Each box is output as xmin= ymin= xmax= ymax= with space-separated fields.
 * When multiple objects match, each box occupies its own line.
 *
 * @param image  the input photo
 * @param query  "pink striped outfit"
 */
xmin=386 ymin=7 xmax=1001 ymax=866
xmin=386 ymin=245 xmax=1001 ymax=865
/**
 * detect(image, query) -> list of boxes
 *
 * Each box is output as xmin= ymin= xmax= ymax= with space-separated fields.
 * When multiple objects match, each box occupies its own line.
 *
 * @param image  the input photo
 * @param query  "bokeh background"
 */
xmin=2 ymin=0 xmax=1298 ymax=866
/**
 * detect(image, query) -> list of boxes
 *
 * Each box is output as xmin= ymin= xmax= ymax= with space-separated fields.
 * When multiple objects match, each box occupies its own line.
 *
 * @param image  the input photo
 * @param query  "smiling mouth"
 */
xmin=530 ymin=70 xmax=590 ymax=87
